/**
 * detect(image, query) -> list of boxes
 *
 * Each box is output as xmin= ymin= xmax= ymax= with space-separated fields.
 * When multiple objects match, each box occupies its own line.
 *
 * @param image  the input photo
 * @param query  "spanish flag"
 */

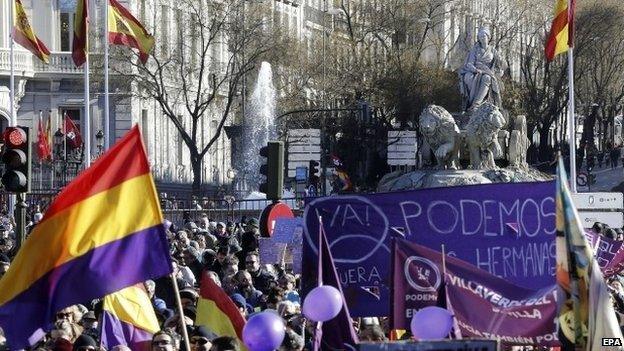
xmin=545 ymin=0 xmax=575 ymax=61
xmin=13 ymin=0 xmax=50 ymax=63
xmin=0 ymin=126 xmax=172 ymax=349
xmin=72 ymin=0 xmax=88 ymax=67
xmin=101 ymin=284 xmax=160 ymax=351
xmin=196 ymin=272 xmax=246 ymax=347
xmin=108 ymin=0 xmax=154 ymax=64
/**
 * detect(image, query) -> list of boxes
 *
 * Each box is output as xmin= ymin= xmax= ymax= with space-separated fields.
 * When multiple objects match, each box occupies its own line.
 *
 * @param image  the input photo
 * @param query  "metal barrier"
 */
xmin=162 ymin=197 xmax=302 ymax=226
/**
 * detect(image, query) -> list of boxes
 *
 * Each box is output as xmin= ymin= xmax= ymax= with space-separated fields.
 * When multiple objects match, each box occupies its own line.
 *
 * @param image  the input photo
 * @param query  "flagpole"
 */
xmin=441 ymin=244 xmax=447 ymax=276
xmin=318 ymin=216 xmax=324 ymax=286
xmin=38 ymin=111 xmax=43 ymax=190
xmin=104 ymin=0 xmax=110 ymax=150
xmin=567 ymin=0 xmax=577 ymax=193
xmin=568 ymin=49 xmax=577 ymax=193
xmin=170 ymin=273 xmax=192 ymax=351
xmin=314 ymin=216 xmax=324 ymax=351
xmin=9 ymin=1 xmax=15 ymax=127
xmin=84 ymin=52 xmax=91 ymax=168
xmin=9 ymin=1 xmax=16 ymax=215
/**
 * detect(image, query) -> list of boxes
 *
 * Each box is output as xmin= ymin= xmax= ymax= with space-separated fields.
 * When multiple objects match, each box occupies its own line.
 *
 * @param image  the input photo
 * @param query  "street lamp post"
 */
xmin=53 ymin=128 xmax=65 ymax=188
xmin=95 ymin=130 xmax=104 ymax=157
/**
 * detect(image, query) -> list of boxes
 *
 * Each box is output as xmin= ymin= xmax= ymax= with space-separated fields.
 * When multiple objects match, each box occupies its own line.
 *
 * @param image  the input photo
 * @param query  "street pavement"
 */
xmin=576 ymin=163 xmax=624 ymax=192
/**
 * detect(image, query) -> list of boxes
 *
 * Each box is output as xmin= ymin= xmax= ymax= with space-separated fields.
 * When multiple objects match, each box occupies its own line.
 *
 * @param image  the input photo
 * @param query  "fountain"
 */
xmin=240 ymin=62 xmax=277 ymax=192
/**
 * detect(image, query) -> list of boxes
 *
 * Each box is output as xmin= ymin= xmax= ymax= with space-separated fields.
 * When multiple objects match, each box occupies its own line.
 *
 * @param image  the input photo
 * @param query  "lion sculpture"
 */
xmin=466 ymin=102 xmax=507 ymax=169
xmin=419 ymin=105 xmax=461 ymax=170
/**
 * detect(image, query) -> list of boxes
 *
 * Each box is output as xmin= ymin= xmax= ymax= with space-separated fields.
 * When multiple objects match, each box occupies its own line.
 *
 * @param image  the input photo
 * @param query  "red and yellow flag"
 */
xmin=545 ymin=0 xmax=575 ymax=61
xmin=196 ymin=272 xmax=246 ymax=348
xmin=37 ymin=115 xmax=52 ymax=161
xmin=13 ymin=0 xmax=50 ymax=63
xmin=72 ymin=0 xmax=88 ymax=67
xmin=108 ymin=0 xmax=155 ymax=64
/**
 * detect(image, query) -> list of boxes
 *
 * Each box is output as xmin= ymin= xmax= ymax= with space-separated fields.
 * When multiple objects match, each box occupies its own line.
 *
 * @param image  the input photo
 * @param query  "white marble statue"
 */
xmin=466 ymin=102 xmax=506 ymax=169
xmin=508 ymin=115 xmax=530 ymax=168
xmin=419 ymin=105 xmax=461 ymax=170
xmin=459 ymin=27 xmax=504 ymax=112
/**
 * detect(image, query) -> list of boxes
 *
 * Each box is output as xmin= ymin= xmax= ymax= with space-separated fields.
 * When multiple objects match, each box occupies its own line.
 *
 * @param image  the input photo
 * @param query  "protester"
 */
xmin=152 ymin=330 xmax=178 ymax=351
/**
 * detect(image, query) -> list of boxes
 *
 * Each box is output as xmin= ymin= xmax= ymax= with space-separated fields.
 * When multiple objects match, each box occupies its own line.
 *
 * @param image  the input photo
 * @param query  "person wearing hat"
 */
xmin=238 ymin=219 xmax=260 ymax=270
xmin=182 ymin=246 xmax=204 ymax=281
xmin=180 ymin=288 xmax=199 ymax=308
xmin=190 ymin=326 xmax=213 ymax=351
xmin=80 ymin=311 xmax=99 ymax=343
xmin=73 ymin=333 xmax=98 ymax=351
xmin=229 ymin=293 xmax=252 ymax=318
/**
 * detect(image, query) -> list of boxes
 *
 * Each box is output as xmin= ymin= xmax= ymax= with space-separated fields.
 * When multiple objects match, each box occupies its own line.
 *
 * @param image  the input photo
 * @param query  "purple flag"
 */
xmin=393 ymin=239 xmax=559 ymax=346
xmin=312 ymin=224 xmax=359 ymax=351
xmin=584 ymin=229 xmax=624 ymax=277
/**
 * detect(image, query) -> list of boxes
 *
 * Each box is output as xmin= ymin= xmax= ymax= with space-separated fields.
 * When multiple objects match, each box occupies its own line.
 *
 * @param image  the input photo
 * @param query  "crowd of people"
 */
xmin=0 ymin=211 xmax=390 ymax=351
xmin=3 ymin=202 xmax=624 ymax=350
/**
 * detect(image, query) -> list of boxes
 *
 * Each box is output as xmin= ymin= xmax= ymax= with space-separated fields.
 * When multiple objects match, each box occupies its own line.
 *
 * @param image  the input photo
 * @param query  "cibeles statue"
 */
xmin=459 ymin=27 xmax=504 ymax=112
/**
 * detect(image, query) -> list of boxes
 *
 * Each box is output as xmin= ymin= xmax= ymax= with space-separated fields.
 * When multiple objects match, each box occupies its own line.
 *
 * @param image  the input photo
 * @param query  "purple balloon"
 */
xmin=243 ymin=311 xmax=285 ymax=351
xmin=302 ymin=285 xmax=343 ymax=322
xmin=410 ymin=306 xmax=453 ymax=340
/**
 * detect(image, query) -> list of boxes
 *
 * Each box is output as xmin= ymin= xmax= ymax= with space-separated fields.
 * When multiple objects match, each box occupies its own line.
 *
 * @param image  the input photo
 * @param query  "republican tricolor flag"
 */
xmin=0 ymin=126 xmax=172 ymax=349
xmin=101 ymin=284 xmax=160 ymax=351
xmin=545 ymin=0 xmax=575 ymax=61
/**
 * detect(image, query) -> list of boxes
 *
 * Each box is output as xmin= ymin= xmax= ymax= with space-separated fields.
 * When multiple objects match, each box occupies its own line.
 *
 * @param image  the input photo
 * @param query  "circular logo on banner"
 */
xmin=303 ymin=196 xmax=390 ymax=264
xmin=404 ymin=256 xmax=441 ymax=292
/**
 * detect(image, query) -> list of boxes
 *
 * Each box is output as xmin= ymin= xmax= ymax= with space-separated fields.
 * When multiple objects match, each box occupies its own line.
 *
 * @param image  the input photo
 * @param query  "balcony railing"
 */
xmin=0 ymin=48 xmax=87 ymax=77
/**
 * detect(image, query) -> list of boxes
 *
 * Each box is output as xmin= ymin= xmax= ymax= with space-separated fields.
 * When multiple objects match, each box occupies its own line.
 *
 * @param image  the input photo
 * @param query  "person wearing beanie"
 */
xmin=190 ymin=326 xmax=213 ymax=351
xmin=72 ymin=334 xmax=97 ymax=351
xmin=229 ymin=293 xmax=251 ymax=317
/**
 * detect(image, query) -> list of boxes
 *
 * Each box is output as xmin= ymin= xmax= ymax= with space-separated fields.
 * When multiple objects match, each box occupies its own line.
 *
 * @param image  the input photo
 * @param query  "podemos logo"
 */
xmin=404 ymin=256 xmax=441 ymax=292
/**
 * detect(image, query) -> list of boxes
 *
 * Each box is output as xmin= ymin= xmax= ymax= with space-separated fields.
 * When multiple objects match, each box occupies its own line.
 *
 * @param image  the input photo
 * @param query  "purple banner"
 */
xmin=585 ymin=230 xmax=624 ymax=277
xmin=394 ymin=239 xmax=559 ymax=346
xmin=303 ymin=181 xmax=557 ymax=317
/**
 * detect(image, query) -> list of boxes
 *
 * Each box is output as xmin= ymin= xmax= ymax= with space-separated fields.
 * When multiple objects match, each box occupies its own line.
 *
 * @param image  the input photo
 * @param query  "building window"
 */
xmin=60 ymin=12 xmax=72 ymax=51
xmin=59 ymin=0 xmax=77 ymax=51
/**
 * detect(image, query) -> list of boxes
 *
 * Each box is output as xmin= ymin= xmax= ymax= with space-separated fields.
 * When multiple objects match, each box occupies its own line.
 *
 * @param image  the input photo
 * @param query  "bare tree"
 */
xmin=118 ymin=0 xmax=281 ymax=192
xmin=575 ymin=1 xmax=624 ymax=149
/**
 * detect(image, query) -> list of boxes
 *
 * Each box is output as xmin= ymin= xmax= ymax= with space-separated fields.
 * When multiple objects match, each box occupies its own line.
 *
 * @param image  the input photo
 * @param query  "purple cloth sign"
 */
xmin=394 ymin=239 xmax=559 ymax=346
xmin=584 ymin=230 xmax=624 ymax=277
xmin=303 ymin=181 xmax=556 ymax=317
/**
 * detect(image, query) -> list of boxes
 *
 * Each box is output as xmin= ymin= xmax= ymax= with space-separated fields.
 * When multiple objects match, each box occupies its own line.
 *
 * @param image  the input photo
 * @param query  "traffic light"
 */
xmin=309 ymin=160 xmax=320 ymax=186
xmin=2 ymin=126 xmax=31 ymax=193
xmin=259 ymin=141 xmax=284 ymax=201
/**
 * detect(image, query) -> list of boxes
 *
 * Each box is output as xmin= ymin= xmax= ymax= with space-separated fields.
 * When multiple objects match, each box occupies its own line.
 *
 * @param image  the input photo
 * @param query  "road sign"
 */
xmin=260 ymin=202 xmax=294 ymax=237
xmin=388 ymin=131 xmax=417 ymax=166
xmin=576 ymin=173 xmax=588 ymax=187
xmin=577 ymin=211 xmax=624 ymax=229
xmin=295 ymin=167 xmax=308 ymax=182
xmin=571 ymin=192 xmax=624 ymax=210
